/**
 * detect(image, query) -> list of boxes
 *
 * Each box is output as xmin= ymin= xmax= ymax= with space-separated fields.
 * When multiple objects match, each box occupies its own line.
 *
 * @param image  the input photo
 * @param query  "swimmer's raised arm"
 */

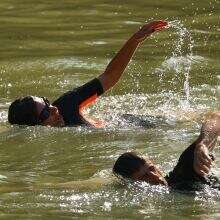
xmin=98 ymin=20 xmax=168 ymax=92
xmin=194 ymin=112 xmax=220 ymax=177
xmin=200 ymin=112 xmax=220 ymax=144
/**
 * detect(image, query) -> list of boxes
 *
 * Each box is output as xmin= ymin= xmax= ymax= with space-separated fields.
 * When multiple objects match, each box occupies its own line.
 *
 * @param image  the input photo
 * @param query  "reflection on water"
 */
xmin=0 ymin=0 xmax=220 ymax=219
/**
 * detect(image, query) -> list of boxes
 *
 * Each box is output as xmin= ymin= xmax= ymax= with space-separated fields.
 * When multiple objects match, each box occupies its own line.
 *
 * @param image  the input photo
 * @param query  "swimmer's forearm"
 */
xmin=193 ymin=112 xmax=220 ymax=177
xmin=198 ymin=111 xmax=220 ymax=150
xmin=98 ymin=20 xmax=168 ymax=92
xmin=98 ymin=37 xmax=140 ymax=92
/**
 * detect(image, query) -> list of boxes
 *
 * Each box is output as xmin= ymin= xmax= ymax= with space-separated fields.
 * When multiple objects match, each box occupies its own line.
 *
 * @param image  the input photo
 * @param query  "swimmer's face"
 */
xmin=131 ymin=159 xmax=168 ymax=186
xmin=34 ymin=97 xmax=65 ymax=127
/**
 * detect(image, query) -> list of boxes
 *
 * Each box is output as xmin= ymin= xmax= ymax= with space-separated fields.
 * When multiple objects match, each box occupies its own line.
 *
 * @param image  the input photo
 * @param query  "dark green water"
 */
xmin=0 ymin=0 xmax=220 ymax=219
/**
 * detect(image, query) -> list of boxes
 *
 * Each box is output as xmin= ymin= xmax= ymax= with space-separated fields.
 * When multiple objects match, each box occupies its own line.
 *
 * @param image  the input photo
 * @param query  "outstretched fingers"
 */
xmin=196 ymin=164 xmax=211 ymax=177
xmin=194 ymin=144 xmax=214 ymax=177
xmin=140 ymin=20 xmax=168 ymax=34
xmin=150 ymin=20 xmax=168 ymax=31
xmin=133 ymin=20 xmax=168 ymax=42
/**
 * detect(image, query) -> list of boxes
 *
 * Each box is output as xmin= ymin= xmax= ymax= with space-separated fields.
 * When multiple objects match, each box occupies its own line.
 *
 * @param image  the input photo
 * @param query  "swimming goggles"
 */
xmin=37 ymin=97 xmax=50 ymax=124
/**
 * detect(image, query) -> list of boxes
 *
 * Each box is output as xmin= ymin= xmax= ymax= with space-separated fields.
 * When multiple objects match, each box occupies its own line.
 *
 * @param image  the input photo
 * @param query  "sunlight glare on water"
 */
xmin=0 ymin=0 xmax=219 ymax=219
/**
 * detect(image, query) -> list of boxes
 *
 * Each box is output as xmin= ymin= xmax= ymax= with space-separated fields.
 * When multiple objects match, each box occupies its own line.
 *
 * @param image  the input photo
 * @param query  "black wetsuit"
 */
xmin=52 ymin=78 xmax=104 ymax=126
xmin=165 ymin=142 xmax=220 ymax=191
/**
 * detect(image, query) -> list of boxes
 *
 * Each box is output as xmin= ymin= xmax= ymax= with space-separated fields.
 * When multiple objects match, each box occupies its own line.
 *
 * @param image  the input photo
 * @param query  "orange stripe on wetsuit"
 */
xmin=79 ymin=94 xmax=107 ymax=128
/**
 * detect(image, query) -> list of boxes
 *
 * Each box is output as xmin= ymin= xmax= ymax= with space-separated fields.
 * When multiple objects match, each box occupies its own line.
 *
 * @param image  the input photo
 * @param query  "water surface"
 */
xmin=0 ymin=0 xmax=220 ymax=219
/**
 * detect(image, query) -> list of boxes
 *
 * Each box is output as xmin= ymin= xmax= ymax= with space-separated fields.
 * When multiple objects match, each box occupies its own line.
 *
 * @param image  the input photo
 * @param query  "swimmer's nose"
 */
xmin=149 ymin=171 xmax=168 ymax=186
xmin=148 ymin=165 xmax=157 ymax=172
xmin=50 ymin=106 xmax=60 ymax=116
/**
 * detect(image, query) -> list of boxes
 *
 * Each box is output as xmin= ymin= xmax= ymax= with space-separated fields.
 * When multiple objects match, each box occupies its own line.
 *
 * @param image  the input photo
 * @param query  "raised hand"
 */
xmin=201 ymin=112 xmax=220 ymax=140
xmin=133 ymin=20 xmax=168 ymax=42
xmin=98 ymin=20 xmax=168 ymax=92
xmin=193 ymin=143 xmax=214 ymax=177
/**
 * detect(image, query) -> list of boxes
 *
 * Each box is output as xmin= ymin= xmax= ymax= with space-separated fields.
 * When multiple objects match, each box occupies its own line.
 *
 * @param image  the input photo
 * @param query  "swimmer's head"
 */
xmin=8 ymin=96 xmax=64 ymax=127
xmin=113 ymin=152 xmax=167 ymax=186
xmin=8 ymin=96 xmax=39 ymax=126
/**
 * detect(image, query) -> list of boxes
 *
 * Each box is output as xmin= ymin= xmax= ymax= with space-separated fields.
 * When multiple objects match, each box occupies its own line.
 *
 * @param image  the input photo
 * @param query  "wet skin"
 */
xmin=131 ymin=159 xmax=168 ymax=186
xmin=34 ymin=97 xmax=65 ymax=127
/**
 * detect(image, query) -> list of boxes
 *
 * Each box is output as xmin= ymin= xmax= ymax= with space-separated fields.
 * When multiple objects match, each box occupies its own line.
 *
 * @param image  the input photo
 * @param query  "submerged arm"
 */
xmin=98 ymin=21 xmax=168 ymax=92
xmin=194 ymin=112 xmax=220 ymax=176
xmin=40 ymin=177 xmax=113 ymax=191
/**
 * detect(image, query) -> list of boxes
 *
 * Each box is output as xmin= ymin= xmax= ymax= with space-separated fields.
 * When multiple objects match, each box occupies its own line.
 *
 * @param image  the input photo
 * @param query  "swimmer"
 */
xmin=8 ymin=20 xmax=168 ymax=127
xmin=113 ymin=112 xmax=220 ymax=191
xmin=1 ymin=113 xmax=219 ymax=193
xmin=36 ymin=112 xmax=220 ymax=191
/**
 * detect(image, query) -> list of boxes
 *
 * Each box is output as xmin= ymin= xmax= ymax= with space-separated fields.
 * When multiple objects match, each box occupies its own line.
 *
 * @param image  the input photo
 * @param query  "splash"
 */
xmin=168 ymin=20 xmax=194 ymax=57
xmin=125 ymin=20 xmax=195 ymax=120
xmin=85 ymin=21 xmax=210 ymax=127
xmin=156 ymin=20 xmax=194 ymax=108
xmin=169 ymin=20 xmax=194 ymax=101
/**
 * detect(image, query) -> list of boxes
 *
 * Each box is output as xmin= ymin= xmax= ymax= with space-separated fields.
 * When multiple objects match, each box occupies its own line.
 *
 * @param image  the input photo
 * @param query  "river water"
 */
xmin=0 ymin=0 xmax=220 ymax=219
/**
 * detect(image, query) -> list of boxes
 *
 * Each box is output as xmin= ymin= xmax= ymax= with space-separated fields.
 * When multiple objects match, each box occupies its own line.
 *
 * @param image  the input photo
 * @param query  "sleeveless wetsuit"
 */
xmin=52 ymin=78 xmax=104 ymax=127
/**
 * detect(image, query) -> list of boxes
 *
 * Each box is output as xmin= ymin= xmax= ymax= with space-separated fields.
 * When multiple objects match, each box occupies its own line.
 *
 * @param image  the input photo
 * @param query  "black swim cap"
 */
xmin=113 ymin=152 xmax=145 ymax=179
xmin=8 ymin=96 xmax=38 ymax=126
